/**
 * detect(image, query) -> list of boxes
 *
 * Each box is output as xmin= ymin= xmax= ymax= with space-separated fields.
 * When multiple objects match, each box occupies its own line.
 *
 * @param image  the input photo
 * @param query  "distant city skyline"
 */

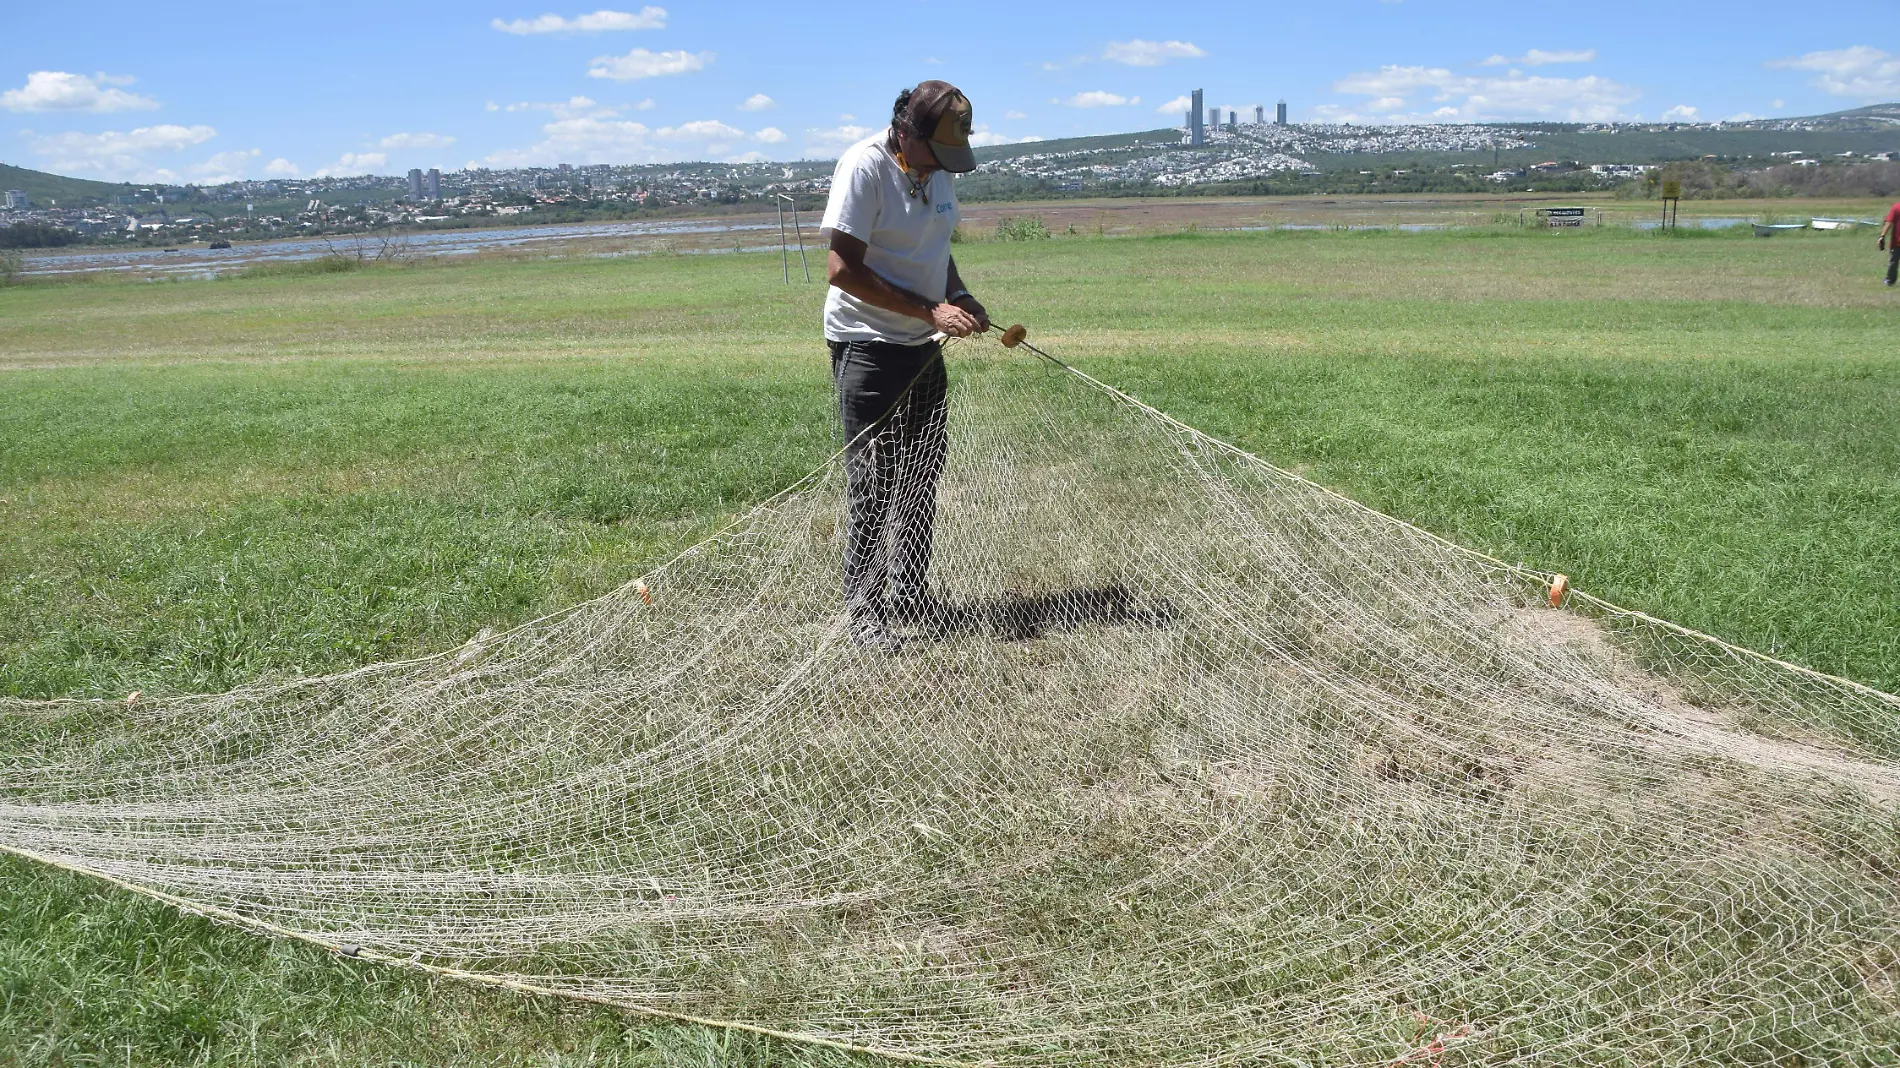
xmin=2 ymin=0 xmax=1896 ymax=183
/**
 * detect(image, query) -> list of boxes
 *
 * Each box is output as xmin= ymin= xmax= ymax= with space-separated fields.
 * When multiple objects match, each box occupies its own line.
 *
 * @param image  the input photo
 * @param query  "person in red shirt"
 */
xmin=1883 ymin=201 xmax=1900 ymax=286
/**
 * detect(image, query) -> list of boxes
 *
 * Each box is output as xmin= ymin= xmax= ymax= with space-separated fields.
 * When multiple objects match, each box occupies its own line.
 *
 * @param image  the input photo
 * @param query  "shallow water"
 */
xmin=22 ymin=217 xmax=788 ymax=277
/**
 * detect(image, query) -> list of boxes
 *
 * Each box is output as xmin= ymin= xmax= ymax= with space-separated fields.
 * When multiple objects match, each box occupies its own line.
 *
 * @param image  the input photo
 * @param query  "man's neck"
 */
xmin=885 ymin=131 xmax=935 ymax=183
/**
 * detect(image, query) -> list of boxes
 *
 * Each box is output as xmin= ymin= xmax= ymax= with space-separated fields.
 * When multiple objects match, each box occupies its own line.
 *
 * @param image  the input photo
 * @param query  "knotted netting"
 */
xmin=4 ymin=337 xmax=1899 ymax=1065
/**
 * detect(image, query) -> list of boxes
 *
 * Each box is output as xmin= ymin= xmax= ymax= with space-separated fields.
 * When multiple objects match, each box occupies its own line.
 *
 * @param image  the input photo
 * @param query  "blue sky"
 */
xmin=3 ymin=0 xmax=1896 ymax=183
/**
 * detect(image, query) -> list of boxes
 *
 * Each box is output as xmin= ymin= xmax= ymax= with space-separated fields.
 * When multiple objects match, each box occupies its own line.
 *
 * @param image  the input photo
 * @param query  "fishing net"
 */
xmin=4 ymin=337 xmax=1899 ymax=1066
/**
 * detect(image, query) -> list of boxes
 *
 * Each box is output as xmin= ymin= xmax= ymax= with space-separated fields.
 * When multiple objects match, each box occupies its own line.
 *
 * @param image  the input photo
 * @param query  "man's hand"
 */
xmin=951 ymin=293 xmax=990 ymax=333
xmin=930 ymin=301 xmax=981 ymax=338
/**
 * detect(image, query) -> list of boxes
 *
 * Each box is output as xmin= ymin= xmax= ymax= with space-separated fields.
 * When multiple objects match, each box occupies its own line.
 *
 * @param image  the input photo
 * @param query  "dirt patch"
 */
xmin=1506 ymin=606 xmax=1900 ymax=805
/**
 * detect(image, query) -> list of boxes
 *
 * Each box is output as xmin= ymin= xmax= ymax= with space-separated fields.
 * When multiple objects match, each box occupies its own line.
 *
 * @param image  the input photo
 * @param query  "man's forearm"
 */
xmin=828 ymin=254 xmax=937 ymax=324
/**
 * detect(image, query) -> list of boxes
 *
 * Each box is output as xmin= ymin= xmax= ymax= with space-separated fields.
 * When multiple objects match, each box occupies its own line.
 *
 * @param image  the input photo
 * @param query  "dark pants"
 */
xmin=828 ymin=339 xmax=949 ymax=623
xmin=1888 ymin=247 xmax=1899 ymax=285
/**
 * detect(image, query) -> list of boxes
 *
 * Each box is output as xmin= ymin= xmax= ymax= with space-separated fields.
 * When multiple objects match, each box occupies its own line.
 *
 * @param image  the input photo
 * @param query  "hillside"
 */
xmin=960 ymin=103 xmax=1900 ymax=198
xmin=0 ymin=163 xmax=130 ymax=207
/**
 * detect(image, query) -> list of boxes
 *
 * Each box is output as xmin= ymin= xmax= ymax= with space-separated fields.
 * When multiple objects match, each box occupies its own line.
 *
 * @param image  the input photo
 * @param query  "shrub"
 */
xmin=994 ymin=215 xmax=1051 ymax=242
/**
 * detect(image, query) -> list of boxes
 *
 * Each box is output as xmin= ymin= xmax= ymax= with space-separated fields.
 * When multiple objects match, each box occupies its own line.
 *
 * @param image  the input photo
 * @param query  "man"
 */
xmin=820 ymin=80 xmax=989 ymax=652
xmin=1882 ymin=199 xmax=1900 ymax=287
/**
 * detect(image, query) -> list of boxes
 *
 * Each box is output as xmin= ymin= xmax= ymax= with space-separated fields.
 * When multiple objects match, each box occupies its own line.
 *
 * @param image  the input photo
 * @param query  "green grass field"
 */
xmin=3 ymin=221 xmax=1897 ymax=1064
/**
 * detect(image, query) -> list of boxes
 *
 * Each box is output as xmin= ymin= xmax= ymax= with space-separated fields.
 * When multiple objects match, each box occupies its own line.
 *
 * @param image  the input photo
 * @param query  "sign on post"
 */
xmin=1536 ymin=206 xmax=1587 ymax=228
xmin=1659 ymin=180 xmax=1681 ymax=230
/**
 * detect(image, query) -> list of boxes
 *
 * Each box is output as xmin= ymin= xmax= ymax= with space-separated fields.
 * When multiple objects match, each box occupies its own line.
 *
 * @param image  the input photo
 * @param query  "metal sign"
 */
xmin=1536 ymin=207 xmax=1587 ymax=217
xmin=1661 ymin=180 xmax=1681 ymax=199
xmin=1546 ymin=218 xmax=1584 ymax=228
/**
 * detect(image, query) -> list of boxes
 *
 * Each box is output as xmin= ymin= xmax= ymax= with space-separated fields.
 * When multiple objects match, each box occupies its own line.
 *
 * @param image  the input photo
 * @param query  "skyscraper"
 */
xmin=1276 ymin=99 xmax=1288 ymax=125
xmin=406 ymin=168 xmax=423 ymax=200
xmin=426 ymin=168 xmax=441 ymax=200
xmin=1254 ymin=105 xmax=1264 ymax=125
xmin=1228 ymin=110 xmax=1236 ymax=129
xmin=1190 ymin=88 xmax=1204 ymax=146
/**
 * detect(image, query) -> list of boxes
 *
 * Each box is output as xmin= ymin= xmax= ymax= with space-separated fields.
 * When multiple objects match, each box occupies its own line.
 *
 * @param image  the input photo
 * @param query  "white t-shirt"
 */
xmin=820 ymin=131 xmax=960 ymax=345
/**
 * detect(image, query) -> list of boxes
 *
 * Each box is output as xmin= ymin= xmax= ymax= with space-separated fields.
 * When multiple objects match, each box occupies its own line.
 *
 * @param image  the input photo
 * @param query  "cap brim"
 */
xmin=930 ymin=140 xmax=977 ymax=174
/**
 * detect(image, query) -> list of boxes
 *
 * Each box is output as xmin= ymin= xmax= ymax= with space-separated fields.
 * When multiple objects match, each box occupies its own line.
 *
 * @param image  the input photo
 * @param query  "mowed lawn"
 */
xmin=2 ymin=223 xmax=1897 ymax=1065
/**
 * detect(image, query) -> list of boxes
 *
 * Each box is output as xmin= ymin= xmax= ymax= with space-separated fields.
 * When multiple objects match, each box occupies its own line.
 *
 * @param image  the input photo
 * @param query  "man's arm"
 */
xmin=945 ymin=256 xmax=990 ymax=332
xmin=828 ymin=230 xmax=979 ymax=336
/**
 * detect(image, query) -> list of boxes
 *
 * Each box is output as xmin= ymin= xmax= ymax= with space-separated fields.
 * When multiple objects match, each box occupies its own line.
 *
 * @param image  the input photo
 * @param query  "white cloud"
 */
xmin=1767 ymin=46 xmax=1900 ymax=99
xmin=654 ymin=119 xmax=743 ymax=140
xmin=839 ymin=113 xmax=856 ymax=121
xmin=492 ymin=7 xmax=666 ymax=34
xmin=488 ymin=114 xmax=774 ymax=166
xmin=504 ymin=95 xmax=601 ymax=116
xmin=378 ymin=131 xmax=456 ymax=149
xmin=1102 ymin=39 xmax=1205 ymax=66
xmin=1480 ymin=48 xmax=1597 ymax=67
xmin=1005 ymin=109 xmax=1027 ymax=120
xmin=724 ymin=150 xmax=765 ymax=163
xmin=738 ymin=93 xmax=776 ymax=112
xmin=753 ymin=126 xmax=786 ymax=143
xmin=588 ymin=47 xmax=712 ymax=81
xmin=1330 ymin=64 xmax=1642 ymax=122
xmin=1 ymin=70 xmax=159 ymax=113
xmin=1771 ymin=98 xmax=1785 ymax=108
xmin=191 ymin=148 xmax=261 ymax=185
xmin=1723 ymin=112 xmax=1761 ymax=122
xmin=26 ymin=123 xmax=217 ymax=179
xmin=1660 ymin=104 xmax=1698 ymax=121
xmin=312 ymin=151 xmax=388 ymax=177
xmin=804 ymin=123 xmax=876 ymax=156
xmin=1156 ymin=94 xmax=1193 ymax=115
xmin=968 ymin=125 xmax=1043 ymax=147
xmin=264 ymin=157 xmax=300 ymax=177
xmin=1056 ymin=91 xmax=1139 ymax=108
xmin=498 ymin=95 xmax=653 ymax=118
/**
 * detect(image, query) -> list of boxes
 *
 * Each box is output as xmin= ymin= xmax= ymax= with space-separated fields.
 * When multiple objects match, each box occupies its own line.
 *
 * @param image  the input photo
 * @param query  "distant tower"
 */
xmin=1276 ymin=99 xmax=1288 ymax=125
xmin=406 ymin=168 xmax=423 ymax=200
xmin=1190 ymin=88 xmax=1205 ymax=146
xmin=1207 ymin=106 xmax=1220 ymax=133
xmin=426 ymin=168 xmax=441 ymax=199
xmin=1227 ymin=110 xmax=1236 ymax=129
xmin=1254 ymin=105 xmax=1264 ymax=124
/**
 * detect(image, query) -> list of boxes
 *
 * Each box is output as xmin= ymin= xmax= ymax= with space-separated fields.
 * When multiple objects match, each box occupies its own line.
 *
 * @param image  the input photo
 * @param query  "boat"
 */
xmin=1809 ymin=218 xmax=1867 ymax=230
xmin=1752 ymin=223 xmax=1806 ymax=237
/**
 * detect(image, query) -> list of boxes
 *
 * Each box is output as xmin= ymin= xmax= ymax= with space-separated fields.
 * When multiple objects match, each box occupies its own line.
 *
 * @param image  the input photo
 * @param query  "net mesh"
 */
xmin=5 ymin=338 xmax=1899 ymax=1065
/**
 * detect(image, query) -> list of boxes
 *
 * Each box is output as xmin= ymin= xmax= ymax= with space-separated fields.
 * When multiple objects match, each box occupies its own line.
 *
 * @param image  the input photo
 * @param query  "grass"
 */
xmin=1 ymin=221 xmax=1897 ymax=1063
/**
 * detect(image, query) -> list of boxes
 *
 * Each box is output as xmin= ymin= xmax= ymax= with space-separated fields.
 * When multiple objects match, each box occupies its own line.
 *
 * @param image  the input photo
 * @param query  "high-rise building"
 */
xmin=1254 ymin=105 xmax=1264 ymax=124
xmin=425 ymin=168 xmax=441 ymax=199
xmin=1190 ymin=88 xmax=1204 ymax=146
xmin=1227 ymin=110 xmax=1236 ymax=129
xmin=1276 ymin=99 xmax=1288 ymax=125
xmin=1207 ymin=106 xmax=1220 ymax=132
xmin=3 ymin=189 xmax=30 ymax=210
xmin=406 ymin=168 xmax=423 ymax=200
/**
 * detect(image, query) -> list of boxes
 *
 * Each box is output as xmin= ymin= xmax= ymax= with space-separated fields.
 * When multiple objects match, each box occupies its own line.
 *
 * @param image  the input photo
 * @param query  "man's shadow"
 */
xmin=911 ymin=583 xmax=1177 ymax=643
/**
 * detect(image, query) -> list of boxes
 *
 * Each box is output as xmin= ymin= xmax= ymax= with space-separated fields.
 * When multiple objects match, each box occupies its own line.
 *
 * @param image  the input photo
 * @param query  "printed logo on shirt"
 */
xmin=936 ymin=200 xmax=955 ymax=214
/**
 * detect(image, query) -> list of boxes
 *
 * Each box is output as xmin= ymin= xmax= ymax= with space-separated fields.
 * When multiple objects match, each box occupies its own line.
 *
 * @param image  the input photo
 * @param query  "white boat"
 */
xmin=1752 ymin=223 xmax=1807 ymax=237
xmin=1809 ymin=217 xmax=1869 ymax=230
